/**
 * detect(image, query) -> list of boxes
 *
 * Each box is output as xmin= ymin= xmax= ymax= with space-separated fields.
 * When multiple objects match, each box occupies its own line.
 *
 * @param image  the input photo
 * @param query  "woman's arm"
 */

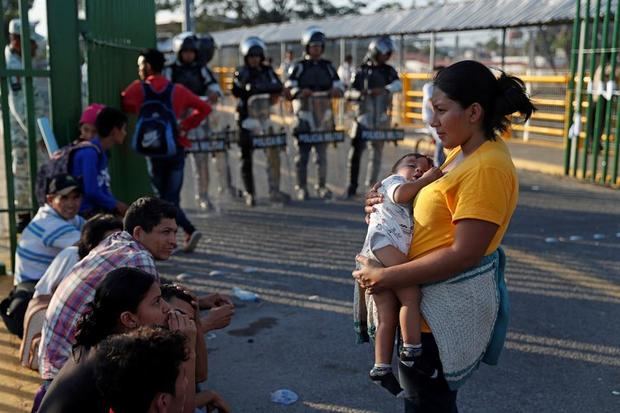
xmin=354 ymin=219 xmax=499 ymax=290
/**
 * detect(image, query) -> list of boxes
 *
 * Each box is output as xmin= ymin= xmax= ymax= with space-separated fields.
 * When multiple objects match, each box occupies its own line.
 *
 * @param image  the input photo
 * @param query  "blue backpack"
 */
xmin=131 ymin=82 xmax=178 ymax=158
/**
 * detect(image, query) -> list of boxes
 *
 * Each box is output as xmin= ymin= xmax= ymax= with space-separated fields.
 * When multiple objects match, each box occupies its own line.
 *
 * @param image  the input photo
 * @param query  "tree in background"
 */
xmin=155 ymin=0 xmax=368 ymax=31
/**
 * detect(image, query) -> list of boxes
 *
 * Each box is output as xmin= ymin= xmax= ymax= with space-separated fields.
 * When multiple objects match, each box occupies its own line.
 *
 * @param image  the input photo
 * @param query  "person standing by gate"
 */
xmin=284 ymin=27 xmax=344 ymax=201
xmin=5 ymin=18 xmax=48 ymax=232
xmin=164 ymin=32 xmax=235 ymax=211
xmin=122 ymin=48 xmax=210 ymax=253
xmin=345 ymin=36 xmax=402 ymax=199
xmin=231 ymin=36 xmax=289 ymax=206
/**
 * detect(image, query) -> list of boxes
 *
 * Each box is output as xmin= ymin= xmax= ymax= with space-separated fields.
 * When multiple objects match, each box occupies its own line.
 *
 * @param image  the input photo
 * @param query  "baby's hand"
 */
xmin=421 ymin=167 xmax=443 ymax=183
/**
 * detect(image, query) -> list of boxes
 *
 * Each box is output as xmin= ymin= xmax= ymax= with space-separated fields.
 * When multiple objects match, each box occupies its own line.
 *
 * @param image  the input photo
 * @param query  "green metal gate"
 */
xmin=565 ymin=0 xmax=619 ymax=186
xmin=0 ymin=0 xmax=155 ymax=272
xmin=83 ymin=0 xmax=156 ymax=202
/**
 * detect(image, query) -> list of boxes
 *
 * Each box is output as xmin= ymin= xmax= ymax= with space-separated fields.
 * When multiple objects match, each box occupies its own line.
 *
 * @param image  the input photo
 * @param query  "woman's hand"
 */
xmin=364 ymin=182 xmax=383 ymax=224
xmin=168 ymin=310 xmax=198 ymax=350
xmin=352 ymin=255 xmax=386 ymax=293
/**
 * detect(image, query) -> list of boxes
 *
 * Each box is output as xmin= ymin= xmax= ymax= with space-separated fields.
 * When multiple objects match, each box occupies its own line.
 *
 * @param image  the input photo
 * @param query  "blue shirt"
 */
xmin=70 ymin=137 xmax=117 ymax=212
xmin=14 ymin=204 xmax=84 ymax=284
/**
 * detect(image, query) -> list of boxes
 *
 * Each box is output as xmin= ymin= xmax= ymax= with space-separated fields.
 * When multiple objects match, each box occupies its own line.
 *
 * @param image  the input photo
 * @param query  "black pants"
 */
xmin=400 ymin=333 xmax=458 ymax=413
xmin=238 ymin=127 xmax=255 ymax=195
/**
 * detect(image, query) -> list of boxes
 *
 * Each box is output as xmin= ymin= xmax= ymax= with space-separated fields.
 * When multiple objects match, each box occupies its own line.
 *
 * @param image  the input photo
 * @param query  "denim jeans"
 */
xmin=400 ymin=333 xmax=458 ymax=413
xmin=146 ymin=149 xmax=195 ymax=235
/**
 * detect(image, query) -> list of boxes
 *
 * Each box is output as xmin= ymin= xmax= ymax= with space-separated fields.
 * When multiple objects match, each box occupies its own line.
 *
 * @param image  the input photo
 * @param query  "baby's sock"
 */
xmin=400 ymin=343 xmax=422 ymax=367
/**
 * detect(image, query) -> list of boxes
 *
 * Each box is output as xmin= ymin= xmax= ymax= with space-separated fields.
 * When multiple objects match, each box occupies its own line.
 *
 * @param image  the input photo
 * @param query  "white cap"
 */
xmin=8 ymin=18 xmax=44 ymax=42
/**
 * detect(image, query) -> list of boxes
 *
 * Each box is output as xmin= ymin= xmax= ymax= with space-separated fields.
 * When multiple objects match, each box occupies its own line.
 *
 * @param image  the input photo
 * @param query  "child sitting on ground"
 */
xmin=358 ymin=152 xmax=442 ymax=396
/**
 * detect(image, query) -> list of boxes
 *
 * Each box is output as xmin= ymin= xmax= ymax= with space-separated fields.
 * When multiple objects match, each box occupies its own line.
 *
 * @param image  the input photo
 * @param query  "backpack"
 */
xmin=35 ymin=140 xmax=101 ymax=206
xmin=19 ymin=294 xmax=50 ymax=371
xmin=131 ymin=82 xmax=178 ymax=158
xmin=0 ymin=281 xmax=36 ymax=338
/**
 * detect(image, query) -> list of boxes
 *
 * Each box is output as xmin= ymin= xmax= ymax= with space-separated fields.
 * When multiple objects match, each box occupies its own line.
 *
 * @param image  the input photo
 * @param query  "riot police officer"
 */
xmin=284 ymin=27 xmax=343 ymax=201
xmin=164 ymin=32 xmax=234 ymax=210
xmin=232 ymin=36 xmax=289 ymax=206
xmin=345 ymin=36 xmax=402 ymax=198
xmin=6 ymin=18 xmax=47 ymax=231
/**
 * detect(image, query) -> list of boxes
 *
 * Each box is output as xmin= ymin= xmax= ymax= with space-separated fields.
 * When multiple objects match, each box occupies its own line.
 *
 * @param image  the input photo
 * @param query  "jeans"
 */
xmin=146 ymin=149 xmax=195 ymax=235
xmin=400 ymin=333 xmax=458 ymax=413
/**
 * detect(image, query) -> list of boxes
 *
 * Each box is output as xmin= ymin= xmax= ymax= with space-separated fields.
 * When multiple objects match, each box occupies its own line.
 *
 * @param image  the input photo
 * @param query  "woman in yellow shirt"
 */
xmin=353 ymin=60 xmax=535 ymax=412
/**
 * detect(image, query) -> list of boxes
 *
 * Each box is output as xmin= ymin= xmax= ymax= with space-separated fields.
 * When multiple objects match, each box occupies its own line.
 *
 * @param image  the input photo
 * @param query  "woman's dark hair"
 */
xmin=391 ymin=152 xmax=433 ymax=174
xmin=433 ymin=60 xmax=536 ymax=140
xmin=123 ymin=196 xmax=177 ymax=235
xmin=77 ymin=214 xmax=123 ymax=259
xmin=95 ymin=107 xmax=128 ymax=138
xmin=74 ymin=267 xmax=157 ymax=350
xmin=139 ymin=48 xmax=166 ymax=73
xmin=95 ymin=327 xmax=187 ymax=413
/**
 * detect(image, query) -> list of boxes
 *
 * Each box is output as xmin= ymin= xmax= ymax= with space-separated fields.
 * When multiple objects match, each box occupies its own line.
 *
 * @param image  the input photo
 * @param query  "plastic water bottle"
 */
xmin=270 ymin=389 xmax=298 ymax=405
xmin=231 ymin=287 xmax=259 ymax=302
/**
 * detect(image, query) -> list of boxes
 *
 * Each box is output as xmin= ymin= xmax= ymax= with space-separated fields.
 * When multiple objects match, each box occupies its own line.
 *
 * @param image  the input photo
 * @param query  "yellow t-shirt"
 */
xmin=409 ymin=138 xmax=519 ymax=260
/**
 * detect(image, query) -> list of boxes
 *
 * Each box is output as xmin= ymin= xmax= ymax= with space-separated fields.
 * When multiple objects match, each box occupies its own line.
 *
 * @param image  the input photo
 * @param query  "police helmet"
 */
xmin=8 ymin=18 xmax=44 ymax=41
xmin=367 ymin=36 xmax=395 ymax=62
xmin=302 ymin=27 xmax=326 ymax=51
xmin=240 ymin=36 xmax=266 ymax=59
xmin=172 ymin=32 xmax=199 ymax=54
xmin=197 ymin=33 xmax=216 ymax=64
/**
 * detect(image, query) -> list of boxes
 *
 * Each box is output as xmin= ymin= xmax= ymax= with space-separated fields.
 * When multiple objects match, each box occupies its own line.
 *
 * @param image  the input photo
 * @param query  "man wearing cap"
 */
xmin=13 ymin=174 xmax=84 ymax=286
xmin=6 ymin=18 xmax=48 ymax=232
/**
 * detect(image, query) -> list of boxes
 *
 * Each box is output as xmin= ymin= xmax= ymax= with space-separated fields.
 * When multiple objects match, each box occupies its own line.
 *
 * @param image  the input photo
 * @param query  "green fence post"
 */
xmin=589 ymin=0 xmax=612 ymax=181
xmin=46 ymin=0 xmax=82 ymax=146
xmin=580 ymin=0 xmax=602 ymax=180
xmin=600 ymin=0 xmax=619 ymax=184
xmin=573 ymin=0 xmax=592 ymax=177
xmin=0 ymin=17 xmax=18 ymax=273
xmin=564 ymin=0 xmax=582 ymax=175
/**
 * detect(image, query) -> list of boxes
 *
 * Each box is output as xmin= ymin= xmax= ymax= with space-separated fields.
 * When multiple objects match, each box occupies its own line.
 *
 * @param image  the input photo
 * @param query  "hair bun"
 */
xmin=494 ymin=72 xmax=534 ymax=121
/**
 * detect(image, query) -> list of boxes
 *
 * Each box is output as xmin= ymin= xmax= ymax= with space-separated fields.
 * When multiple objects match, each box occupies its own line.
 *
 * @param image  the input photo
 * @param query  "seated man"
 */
xmin=70 ymin=107 xmax=129 ymax=218
xmin=14 ymin=174 xmax=84 ymax=286
xmin=95 ymin=327 xmax=190 ymax=413
xmin=1 ymin=174 xmax=84 ymax=337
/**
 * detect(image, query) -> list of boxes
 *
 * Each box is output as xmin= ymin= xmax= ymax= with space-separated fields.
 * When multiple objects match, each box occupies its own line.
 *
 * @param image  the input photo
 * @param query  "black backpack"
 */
xmin=35 ymin=140 xmax=100 ymax=206
xmin=0 ymin=281 xmax=36 ymax=338
xmin=131 ymin=82 xmax=179 ymax=158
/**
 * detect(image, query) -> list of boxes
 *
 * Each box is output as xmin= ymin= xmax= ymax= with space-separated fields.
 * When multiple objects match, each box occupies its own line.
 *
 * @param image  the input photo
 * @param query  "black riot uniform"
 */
xmin=346 ymin=36 xmax=402 ymax=197
xmin=285 ymin=28 xmax=343 ymax=201
xmin=231 ymin=37 xmax=287 ymax=206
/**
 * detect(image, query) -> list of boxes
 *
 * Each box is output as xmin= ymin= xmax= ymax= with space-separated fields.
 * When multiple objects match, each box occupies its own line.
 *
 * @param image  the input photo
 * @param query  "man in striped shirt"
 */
xmin=38 ymin=196 xmax=178 ymax=381
xmin=14 ymin=174 xmax=84 ymax=285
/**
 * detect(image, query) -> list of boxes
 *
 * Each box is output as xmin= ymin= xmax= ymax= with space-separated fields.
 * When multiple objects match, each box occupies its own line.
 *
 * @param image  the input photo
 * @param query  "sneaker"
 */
xmin=183 ymin=231 xmax=202 ymax=253
xmin=198 ymin=197 xmax=214 ymax=211
xmin=399 ymin=347 xmax=437 ymax=377
xmin=295 ymin=186 xmax=308 ymax=201
xmin=369 ymin=366 xmax=405 ymax=397
xmin=243 ymin=192 xmax=255 ymax=207
xmin=269 ymin=190 xmax=290 ymax=204
xmin=316 ymin=186 xmax=332 ymax=199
